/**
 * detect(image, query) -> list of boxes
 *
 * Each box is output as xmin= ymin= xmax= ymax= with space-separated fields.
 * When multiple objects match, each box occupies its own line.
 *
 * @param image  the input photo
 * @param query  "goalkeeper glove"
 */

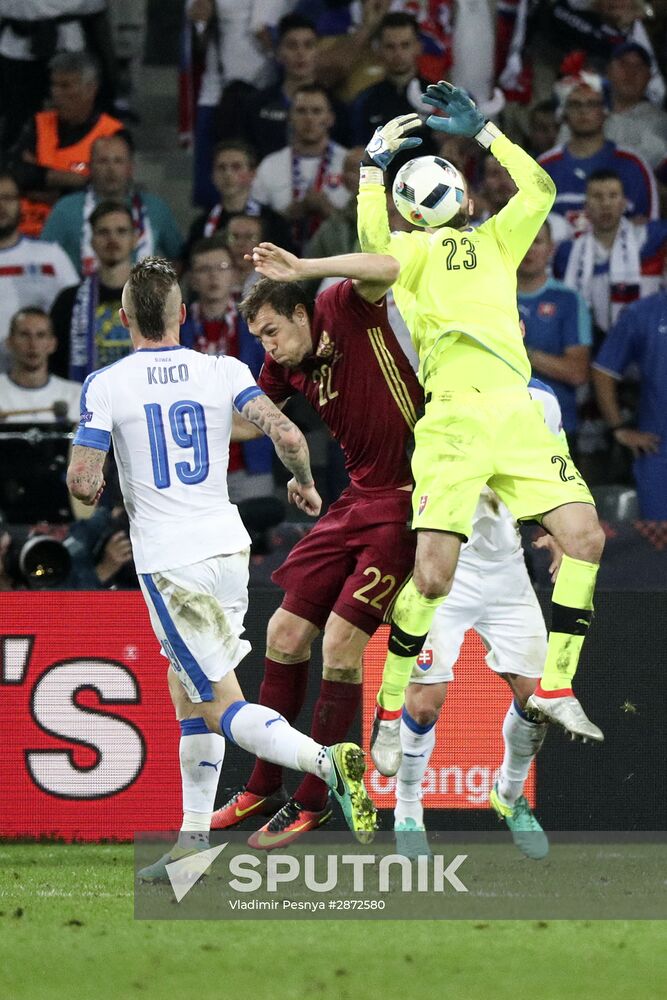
xmin=364 ymin=113 xmax=422 ymax=170
xmin=421 ymin=80 xmax=486 ymax=138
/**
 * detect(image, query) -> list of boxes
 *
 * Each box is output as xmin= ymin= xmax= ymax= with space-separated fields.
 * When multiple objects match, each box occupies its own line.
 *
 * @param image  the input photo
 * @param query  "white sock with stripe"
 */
xmin=221 ymin=701 xmax=331 ymax=780
xmin=395 ymin=708 xmax=437 ymax=826
xmin=177 ymin=717 xmax=225 ymax=849
xmin=497 ymin=700 xmax=548 ymax=807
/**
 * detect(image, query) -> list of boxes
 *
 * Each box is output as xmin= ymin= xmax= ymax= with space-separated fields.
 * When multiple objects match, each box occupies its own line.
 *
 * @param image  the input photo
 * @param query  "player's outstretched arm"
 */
xmin=356 ymin=114 xmax=422 ymax=256
xmin=248 ymin=242 xmax=400 ymax=302
xmin=423 ymin=80 xmax=556 ymax=262
xmin=67 ymin=444 xmax=106 ymax=505
xmin=240 ymin=393 xmax=322 ymax=516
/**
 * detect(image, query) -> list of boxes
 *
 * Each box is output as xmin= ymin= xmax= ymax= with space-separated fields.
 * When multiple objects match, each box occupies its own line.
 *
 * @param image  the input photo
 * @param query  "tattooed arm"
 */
xmin=240 ymin=393 xmax=321 ymax=516
xmin=231 ymin=409 xmax=264 ymax=442
xmin=230 ymin=397 xmax=289 ymax=442
xmin=67 ymin=445 xmax=106 ymax=505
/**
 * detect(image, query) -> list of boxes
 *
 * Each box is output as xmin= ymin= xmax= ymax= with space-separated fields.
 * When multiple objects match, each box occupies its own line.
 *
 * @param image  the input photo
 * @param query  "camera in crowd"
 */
xmin=0 ymin=512 xmax=71 ymax=590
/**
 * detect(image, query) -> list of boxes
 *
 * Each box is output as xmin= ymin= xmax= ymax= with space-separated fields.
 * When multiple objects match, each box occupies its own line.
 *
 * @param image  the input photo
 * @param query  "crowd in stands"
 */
xmin=1 ymin=0 xmax=666 ymax=591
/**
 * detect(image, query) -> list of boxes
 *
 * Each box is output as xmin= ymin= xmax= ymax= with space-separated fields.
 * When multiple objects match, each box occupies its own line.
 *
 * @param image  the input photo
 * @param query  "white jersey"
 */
xmin=459 ymin=379 xmax=564 ymax=566
xmin=0 ymin=372 xmax=81 ymax=423
xmin=74 ymin=345 xmax=260 ymax=574
xmin=0 ymin=237 xmax=79 ymax=349
xmin=251 ymin=144 xmax=350 ymax=216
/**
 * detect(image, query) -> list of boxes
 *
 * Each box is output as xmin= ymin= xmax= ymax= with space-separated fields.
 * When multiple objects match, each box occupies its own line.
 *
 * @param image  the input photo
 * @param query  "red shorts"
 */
xmin=273 ymin=486 xmax=416 ymax=635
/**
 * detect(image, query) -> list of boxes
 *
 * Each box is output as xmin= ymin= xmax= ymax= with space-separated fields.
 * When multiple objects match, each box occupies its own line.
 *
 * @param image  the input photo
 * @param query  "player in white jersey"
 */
xmin=395 ymin=379 xmax=563 ymax=861
xmin=66 ymin=258 xmax=377 ymax=881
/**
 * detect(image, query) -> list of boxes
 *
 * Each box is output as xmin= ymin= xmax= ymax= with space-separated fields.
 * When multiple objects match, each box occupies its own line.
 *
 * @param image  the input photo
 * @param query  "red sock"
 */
xmin=246 ymin=658 xmax=309 ymax=795
xmin=293 ymin=678 xmax=362 ymax=811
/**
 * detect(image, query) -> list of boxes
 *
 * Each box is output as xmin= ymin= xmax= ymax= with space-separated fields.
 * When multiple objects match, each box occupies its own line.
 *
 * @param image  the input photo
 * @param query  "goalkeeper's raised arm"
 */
xmin=357 ymin=113 xmax=423 ymax=256
xmin=357 ymin=84 xmax=556 ymax=267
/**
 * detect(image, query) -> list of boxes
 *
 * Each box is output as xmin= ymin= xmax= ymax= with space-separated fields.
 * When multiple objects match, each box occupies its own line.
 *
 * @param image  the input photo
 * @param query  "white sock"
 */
xmin=177 ymin=718 xmax=225 ymax=848
xmin=497 ymin=699 xmax=548 ymax=806
xmin=221 ymin=701 xmax=331 ymax=781
xmin=395 ymin=709 xmax=437 ymax=827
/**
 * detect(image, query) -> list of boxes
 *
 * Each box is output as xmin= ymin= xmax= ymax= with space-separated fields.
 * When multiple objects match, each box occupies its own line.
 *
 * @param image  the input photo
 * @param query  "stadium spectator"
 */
xmin=0 ymin=308 xmax=81 ymax=425
xmin=8 ymin=50 xmax=124 ymax=237
xmin=540 ymin=1 xmax=665 ymax=106
xmin=593 ymin=291 xmax=667 ymax=520
xmin=604 ymin=42 xmax=667 ymax=170
xmin=251 ymin=85 xmax=350 ymax=253
xmin=539 ymin=65 xmax=658 ymax=232
xmin=65 ymin=504 xmax=138 ymax=589
xmin=185 ymin=140 xmax=292 ymax=259
xmin=314 ymin=0 xmax=390 ymax=101
xmin=517 ymin=222 xmax=591 ymax=445
xmin=0 ymin=171 xmax=78 ymax=371
xmin=242 ymin=14 xmax=349 ymax=160
xmin=50 ymin=200 xmax=135 ymax=380
xmin=522 ymin=100 xmax=560 ymax=159
xmin=351 ymin=13 xmax=435 ymax=158
xmin=42 ymin=132 xmax=183 ymax=275
xmin=303 ymin=148 xmax=366 ymax=262
xmin=315 ymin=0 xmax=457 ymax=99
xmin=181 ymin=235 xmax=273 ymax=502
xmin=352 ymin=12 xmax=432 ymax=143
xmin=554 ymin=170 xmax=667 ymax=338
xmin=224 ymin=214 xmax=265 ymax=297
xmin=188 ymin=0 xmax=288 ymax=207
xmin=0 ymin=1 xmax=117 ymax=152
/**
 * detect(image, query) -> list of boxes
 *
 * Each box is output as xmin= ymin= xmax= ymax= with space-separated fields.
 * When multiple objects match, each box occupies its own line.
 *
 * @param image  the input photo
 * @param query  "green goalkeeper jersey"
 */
xmin=357 ymin=133 xmax=556 ymax=386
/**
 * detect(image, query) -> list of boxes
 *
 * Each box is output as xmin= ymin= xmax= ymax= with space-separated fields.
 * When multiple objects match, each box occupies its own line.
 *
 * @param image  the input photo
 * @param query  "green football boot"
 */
xmin=325 ymin=742 xmax=378 ymax=844
xmin=490 ymin=782 xmax=549 ymax=860
xmin=394 ymin=817 xmax=431 ymax=859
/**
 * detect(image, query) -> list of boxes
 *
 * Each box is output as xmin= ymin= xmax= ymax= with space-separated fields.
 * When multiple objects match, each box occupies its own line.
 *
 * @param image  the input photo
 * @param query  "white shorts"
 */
xmin=139 ymin=550 xmax=251 ymax=704
xmin=410 ymin=552 xmax=546 ymax=685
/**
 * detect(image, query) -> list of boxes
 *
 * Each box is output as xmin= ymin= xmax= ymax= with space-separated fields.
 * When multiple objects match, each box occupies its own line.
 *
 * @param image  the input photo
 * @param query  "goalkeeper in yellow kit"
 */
xmin=358 ymin=82 xmax=606 ymax=776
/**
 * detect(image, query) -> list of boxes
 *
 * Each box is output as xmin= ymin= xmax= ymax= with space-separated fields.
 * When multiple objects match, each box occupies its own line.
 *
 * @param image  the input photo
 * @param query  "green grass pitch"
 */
xmin=0 ymin=844 xmax=664 ymax=1000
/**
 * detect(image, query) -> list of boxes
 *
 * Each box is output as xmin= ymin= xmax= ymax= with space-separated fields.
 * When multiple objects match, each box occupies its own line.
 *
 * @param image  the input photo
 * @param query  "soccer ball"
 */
xmin=392 ymin=156 xmax=466 ymax=229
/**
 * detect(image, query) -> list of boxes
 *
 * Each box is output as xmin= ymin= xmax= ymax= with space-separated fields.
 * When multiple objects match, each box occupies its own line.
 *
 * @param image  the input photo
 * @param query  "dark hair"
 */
xmin=530 ymin=98 xmax=558 ymax=118
xmin=292 ymin=83 xmax=332 ymax=107
xmin=213 ymin=138 xmax=257 ymax=169
xmin=224 ymin=213 xmax=265 ymax=242
xmin=91 ymin=130 xmax=135 ymax=157
xmin=49 ymin=50 xmax=100 ymax=83
xmin=586 ymin=168 xmax=623 ymax=187
xmin=126 ymin=257 xmax=179 ymax=340
xmin=239 ymin=278 xmax=314 ymax=324
xmin=89 ymin=199 xmax=134 ymax=230
xmin=9 ymin=307 xmax=52 ymax=337
xmin=190 ymin=234 xmax=232 ymax=264
xmin=378 ymin=12 xmax=420 ymax=37
xmin=277 ymin=13 xmax=316 ymax=40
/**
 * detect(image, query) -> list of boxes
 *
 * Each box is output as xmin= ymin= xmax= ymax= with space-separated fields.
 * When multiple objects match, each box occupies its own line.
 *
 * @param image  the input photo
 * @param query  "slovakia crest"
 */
xmin=416 ymin=649 xmax=433 ymax=670
xmin=538 ymin=301 xmax=556 ymax=317
xmin=418 ymin=494 xmax=428 ymax=515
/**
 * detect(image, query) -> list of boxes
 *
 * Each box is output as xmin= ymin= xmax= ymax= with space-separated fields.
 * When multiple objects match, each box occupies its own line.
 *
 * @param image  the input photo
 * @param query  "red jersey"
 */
xmin=259 ymin=280 xmax=423 ymax=491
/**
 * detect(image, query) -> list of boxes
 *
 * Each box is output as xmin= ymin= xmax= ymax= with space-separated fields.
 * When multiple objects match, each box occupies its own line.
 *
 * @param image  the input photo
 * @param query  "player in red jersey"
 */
xmin=211 ymin=243 xmax=422 ymax=848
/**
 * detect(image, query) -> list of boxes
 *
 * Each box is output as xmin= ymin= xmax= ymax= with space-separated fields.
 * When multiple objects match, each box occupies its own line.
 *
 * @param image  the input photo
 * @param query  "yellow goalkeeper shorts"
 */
xmin=411 ymin=384 xmax=594 ymax=537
